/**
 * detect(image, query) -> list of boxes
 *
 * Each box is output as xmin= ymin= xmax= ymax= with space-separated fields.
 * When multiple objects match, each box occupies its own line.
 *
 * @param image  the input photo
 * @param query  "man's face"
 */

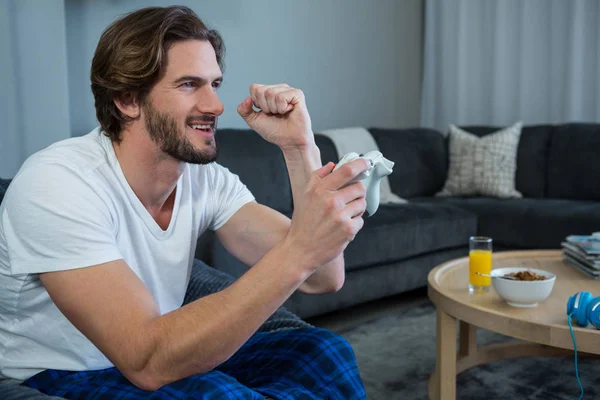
xmin=142 ymin=40 xmax=224 ymax=164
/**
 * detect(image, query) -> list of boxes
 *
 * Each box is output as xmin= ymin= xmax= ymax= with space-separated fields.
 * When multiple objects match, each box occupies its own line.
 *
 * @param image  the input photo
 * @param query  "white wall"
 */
xmin=67 ymin=0 xmax=423 ymax=135
xmin=0 ymin=0 xmax=71 ymax=177
xmin=1 ymin=0 xmax=423 ymax=177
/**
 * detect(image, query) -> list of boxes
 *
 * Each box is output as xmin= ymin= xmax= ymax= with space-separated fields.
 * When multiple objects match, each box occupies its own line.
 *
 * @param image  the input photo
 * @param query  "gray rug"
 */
xmin=337 ymin=301 xmax=598 ymax=399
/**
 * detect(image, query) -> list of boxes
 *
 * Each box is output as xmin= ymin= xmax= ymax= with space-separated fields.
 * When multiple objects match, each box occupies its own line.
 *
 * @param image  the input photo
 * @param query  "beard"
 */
xmin=142 ymin=100 xmax=218 ymax=165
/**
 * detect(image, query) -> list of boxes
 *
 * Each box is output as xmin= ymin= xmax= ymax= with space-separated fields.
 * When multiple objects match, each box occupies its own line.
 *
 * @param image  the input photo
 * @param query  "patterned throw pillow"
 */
xmin=436 ymin=122 xmax=523 ymax=198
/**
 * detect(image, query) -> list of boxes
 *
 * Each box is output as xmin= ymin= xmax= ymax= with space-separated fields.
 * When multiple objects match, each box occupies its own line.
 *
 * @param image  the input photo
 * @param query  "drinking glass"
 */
xmin=469 ymin=236 xmax=493 ymax=293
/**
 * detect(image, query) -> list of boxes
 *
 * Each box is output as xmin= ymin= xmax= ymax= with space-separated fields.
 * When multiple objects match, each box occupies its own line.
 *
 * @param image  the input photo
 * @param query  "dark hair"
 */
xmin=90 ymin=6 xmax=225 ymax=142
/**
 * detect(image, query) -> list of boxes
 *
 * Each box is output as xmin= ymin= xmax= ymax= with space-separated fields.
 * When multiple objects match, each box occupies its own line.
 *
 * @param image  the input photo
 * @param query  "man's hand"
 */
xmin=284 ymin=159 xmax=370 ymax=270
xmin=237 ymin=84 xmax=313 ymax=150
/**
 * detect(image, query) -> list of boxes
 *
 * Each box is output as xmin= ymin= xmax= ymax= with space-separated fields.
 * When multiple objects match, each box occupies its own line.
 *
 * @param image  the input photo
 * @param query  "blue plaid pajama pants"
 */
xmin=22 ymin=327 xmax=366 ymax=399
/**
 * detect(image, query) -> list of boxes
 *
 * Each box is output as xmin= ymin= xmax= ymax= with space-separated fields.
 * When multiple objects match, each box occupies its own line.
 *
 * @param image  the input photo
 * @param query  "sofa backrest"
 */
xmin=0 ymin=179 xmax=10 ymax=205
xmin=315 ymin=128 xmax=449 ymax=198
xmin=314 ymin=133 xmax=340 ymax=165
xmin=460 ymin=125 xmax=553 ymax=198
xmin=546 ymin=123 xmax=600 ymax=201
xmin=316 ymin=125 xmax=571 ymax=199
xmin=369 ymin=128 xmax=448 ymax=198
xmin=215 ymin=129 xmax=293 ymax=213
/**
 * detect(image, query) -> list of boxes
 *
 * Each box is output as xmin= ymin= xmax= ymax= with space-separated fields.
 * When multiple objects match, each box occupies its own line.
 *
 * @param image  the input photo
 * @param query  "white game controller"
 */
xmin=332 ymin=150 xmax=394 ymax=216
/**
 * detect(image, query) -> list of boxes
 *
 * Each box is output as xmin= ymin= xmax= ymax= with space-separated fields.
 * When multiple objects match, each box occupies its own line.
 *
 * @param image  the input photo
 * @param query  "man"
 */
xmin=0 ymin=5 xmax=369 ymax=399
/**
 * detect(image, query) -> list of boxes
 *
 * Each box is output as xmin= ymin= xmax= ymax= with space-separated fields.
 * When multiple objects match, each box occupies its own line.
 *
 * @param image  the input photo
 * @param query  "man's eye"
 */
xmin=212 ymin=81 xmax=222 ymax=90
xmin=181 ymin=82 xmax=196 ymax=88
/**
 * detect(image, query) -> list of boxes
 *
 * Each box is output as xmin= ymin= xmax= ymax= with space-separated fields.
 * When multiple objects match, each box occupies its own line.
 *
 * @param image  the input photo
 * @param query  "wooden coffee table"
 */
xmin=427 ymin=250 xmax=600 ymax=400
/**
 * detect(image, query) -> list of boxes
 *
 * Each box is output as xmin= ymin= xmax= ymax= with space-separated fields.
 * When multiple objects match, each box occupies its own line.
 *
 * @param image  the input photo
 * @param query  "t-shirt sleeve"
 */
xmin=207 ymin=163 xmax=255 ymax=231
xmin=2 ymin=165 xmax=122 ymax=275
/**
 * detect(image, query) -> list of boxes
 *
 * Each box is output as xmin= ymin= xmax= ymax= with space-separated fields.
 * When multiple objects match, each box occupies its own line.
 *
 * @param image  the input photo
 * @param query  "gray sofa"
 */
xmin=2 ymin=122 xmax=600 ymax=398
xmin=203 ymin=123 xmax=600 ymax=319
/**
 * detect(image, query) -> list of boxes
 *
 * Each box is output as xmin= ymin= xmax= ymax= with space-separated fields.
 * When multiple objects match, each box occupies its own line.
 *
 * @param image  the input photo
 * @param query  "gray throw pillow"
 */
xmin=436 ymin=122 xmax=523 ymax=198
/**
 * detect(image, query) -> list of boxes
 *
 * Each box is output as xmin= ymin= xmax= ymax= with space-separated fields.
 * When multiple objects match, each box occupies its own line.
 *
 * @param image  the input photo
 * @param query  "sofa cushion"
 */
xmin=369 ymin=128 xmax=448 ymax=198
xmin=437 ymin=123 xmax=523 ymax=198
xmin=547 ymin=123 xmax=600 ymax=201
xmin=215 ymin=129 xmax=292 ymax=213
xmin=315 ymin=133 xmax=340 ymax=165
xmin=413 ymin=197 xmax=600 ymax=249
xmin=343 ymin=203 xmax=477 ymax=271
xmin=458 ymin=125 xmax=553 ymax=198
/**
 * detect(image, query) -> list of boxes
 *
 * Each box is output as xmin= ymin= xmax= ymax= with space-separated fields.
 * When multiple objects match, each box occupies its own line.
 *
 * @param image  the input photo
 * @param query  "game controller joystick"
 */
xmin=332 ymin=150 xmax=394 ymax=216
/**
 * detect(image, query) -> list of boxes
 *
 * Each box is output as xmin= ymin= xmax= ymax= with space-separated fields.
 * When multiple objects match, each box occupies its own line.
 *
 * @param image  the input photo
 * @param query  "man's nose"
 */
xmin=196 ymin=86 xmax=224 ymax=116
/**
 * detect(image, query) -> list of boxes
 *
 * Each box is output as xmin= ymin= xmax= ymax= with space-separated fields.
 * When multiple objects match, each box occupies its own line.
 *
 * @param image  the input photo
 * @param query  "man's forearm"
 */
xmin=135 ymin=242 xmax=311 ymax=390
xmin=281 ymin=141 xmax=321 ymax=209
xmin=281 ymin=141 xmax=346 ymax=293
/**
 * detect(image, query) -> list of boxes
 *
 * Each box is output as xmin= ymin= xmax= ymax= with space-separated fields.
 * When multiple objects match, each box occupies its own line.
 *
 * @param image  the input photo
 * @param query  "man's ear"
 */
xmin=113 ymin=92 xmax=141 ymax=119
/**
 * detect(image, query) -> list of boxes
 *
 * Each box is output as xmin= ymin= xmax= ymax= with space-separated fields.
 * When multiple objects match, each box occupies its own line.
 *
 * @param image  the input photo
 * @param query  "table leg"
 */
xmin=458 ymin=321 xmax=477 ymax=358
xmin=434 ymin=308 xmax=457 ymax=400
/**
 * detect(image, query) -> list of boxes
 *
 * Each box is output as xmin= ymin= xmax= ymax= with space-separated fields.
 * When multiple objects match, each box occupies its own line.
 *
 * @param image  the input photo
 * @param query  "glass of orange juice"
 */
xmin=469 ymin=236 xmax=492 ymax=293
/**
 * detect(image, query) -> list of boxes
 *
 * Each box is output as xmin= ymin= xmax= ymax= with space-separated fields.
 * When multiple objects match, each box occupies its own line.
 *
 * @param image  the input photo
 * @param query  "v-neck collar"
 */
xmin=100 ymin=131 xmax=183 ymax=240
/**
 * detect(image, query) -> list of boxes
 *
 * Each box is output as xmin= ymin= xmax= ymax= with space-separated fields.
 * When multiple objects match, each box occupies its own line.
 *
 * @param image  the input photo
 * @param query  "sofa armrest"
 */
xmin=184 ymin=259 xmax=311 ymax=332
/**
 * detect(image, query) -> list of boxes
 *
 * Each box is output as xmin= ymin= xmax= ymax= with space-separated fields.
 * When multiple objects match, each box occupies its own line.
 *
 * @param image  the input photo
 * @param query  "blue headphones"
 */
xmin=567 ymin=291 xmax=600 ymax=329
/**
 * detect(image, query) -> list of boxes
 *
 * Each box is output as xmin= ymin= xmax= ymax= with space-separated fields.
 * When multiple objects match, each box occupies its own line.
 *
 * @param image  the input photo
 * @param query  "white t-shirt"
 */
xmin=0 ymin=128 xmax=255 ymax=381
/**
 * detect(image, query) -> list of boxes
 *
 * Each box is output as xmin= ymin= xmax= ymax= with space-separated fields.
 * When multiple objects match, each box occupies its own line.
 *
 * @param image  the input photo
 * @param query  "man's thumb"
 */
xmin=237 ymin=97 xmax=257 ymax=124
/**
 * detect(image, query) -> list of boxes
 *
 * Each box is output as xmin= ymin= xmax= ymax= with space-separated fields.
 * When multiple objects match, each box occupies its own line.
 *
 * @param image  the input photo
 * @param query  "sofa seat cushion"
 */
xmin=413 ymin=197 xmax=600 ymax=249
xmin=343 ymin=203 xmax=477 ymax=272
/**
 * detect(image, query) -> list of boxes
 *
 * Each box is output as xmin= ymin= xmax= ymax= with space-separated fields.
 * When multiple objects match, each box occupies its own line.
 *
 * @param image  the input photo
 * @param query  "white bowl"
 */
xmin=491 ymin=267 xmax=556 ymax=308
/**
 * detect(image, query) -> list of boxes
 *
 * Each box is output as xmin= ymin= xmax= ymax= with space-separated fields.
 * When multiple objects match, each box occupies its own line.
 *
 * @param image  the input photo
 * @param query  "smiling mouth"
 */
xmin=189 ymin=123 xmax=214 ymax=133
